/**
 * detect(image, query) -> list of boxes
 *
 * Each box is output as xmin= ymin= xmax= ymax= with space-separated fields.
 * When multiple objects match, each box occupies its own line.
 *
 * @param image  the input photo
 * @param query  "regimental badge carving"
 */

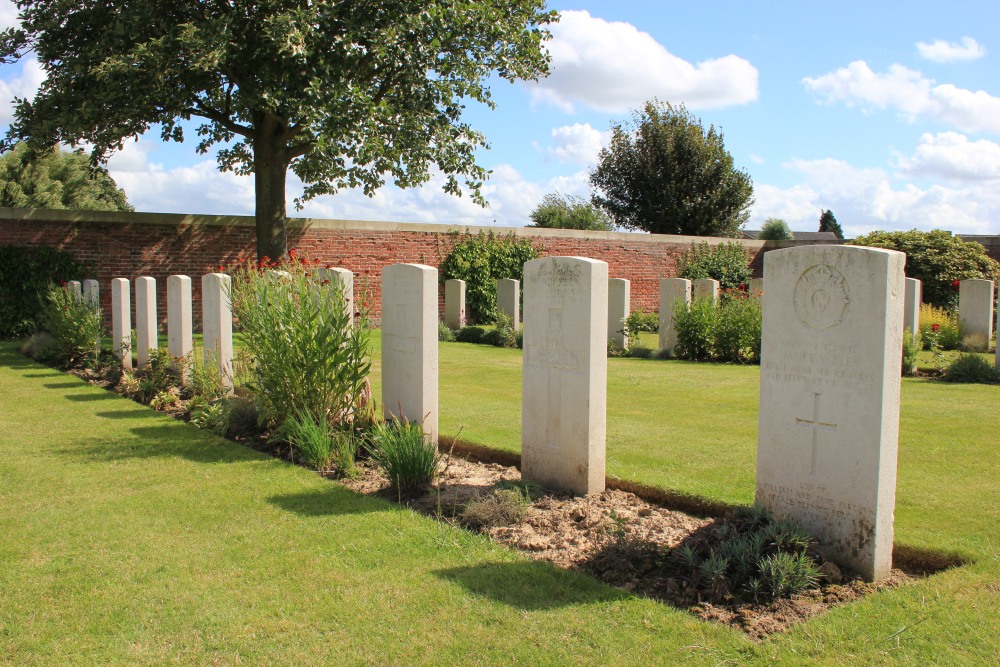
xmin=793 ymin=264 xmax=850 ymax=331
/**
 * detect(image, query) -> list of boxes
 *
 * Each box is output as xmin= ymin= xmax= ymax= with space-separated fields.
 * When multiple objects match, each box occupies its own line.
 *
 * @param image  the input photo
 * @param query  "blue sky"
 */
xmin=2 ymin=0 xmax=999 ymax=237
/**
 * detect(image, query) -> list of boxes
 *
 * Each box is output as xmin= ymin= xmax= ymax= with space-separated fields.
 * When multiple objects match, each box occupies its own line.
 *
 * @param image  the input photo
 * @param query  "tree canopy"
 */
xmin=528 ymin=192 xmax=614 ymax=231
xmin=1 ymin=1 xmax=555 ymax=259
xmin=758 ymin=217 xmax=792 ymax=240
xmin=818 ymin=209 xmax=844 ymax=239
xmin=0 ymin=142 xmax=132 ymax=212
xmin=589 ymin=99 xmax=753 ymax=238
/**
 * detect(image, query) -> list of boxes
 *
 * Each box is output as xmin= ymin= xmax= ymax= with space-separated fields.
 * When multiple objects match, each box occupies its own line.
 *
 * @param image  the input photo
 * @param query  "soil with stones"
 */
xmin=339 ymin=453 xmax=913 ymax=639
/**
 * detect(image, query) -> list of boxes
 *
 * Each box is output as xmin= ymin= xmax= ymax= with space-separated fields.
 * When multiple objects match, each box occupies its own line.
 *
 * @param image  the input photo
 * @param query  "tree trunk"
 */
xmin=253 ymin=113 xmax=290 ymax=262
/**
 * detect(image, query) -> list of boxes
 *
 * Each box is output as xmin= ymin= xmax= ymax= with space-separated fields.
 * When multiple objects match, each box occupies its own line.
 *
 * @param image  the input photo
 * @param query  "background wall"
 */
xmin=0 ymin=207 xmax=858 ymax=329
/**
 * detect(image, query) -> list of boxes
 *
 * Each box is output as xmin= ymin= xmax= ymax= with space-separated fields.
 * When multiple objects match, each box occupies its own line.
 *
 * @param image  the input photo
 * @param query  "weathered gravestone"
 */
xmin=444 ymin=279 xmax=466 ymax=330
xmin=202 ymin=273 xmax=233 ymax=388
xmin=135 ymin=276 xmax=157 ymax=368
xmin=167 ymin=275 xmax=193 ymax=382
xmin=658 ymin=278 xmax=691 ymax=354
xmin=693 ymin=278 xmax=720 ymax=303
xmin=111 ymin=278 xmax=131 ymax=370
xmin=903 ymin=278 xmax=921 ymax=342
xmin=958 ymin=279 xmax=995 ymax=341
xmin=608 ymin=278 xmax=630 ymax=350
xmin=67 ymin=280 xmax=82 ymax=301
xmin=82 ymin=279 xmax=99 ymax=308
xmin=381 ymin=264 xmax=438 ymax=443
xmin=757 ymin=245 xmax=904 ymax=581
xmin=497 ymin=278 xmax=520 ymax=325
xmin=314 ymin=267 xmax=354 ymax=327
xmin=522 ymin=257 xmax=607 ymax=495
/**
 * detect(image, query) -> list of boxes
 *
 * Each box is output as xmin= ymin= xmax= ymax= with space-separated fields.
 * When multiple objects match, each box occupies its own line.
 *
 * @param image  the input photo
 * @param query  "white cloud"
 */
xmin=0 ymin=1 xmax=19 ymax=30
xmin=542 ymin=123 xmax=605 ymax=165
xmin=749 ymin=153 xmax=765 ymax=165
xmin=531 ymin=10 xmax=758 ymax=113
xmin=0 ymin=58 xmax=45 ymax=124
xmin=803 ymin=61 xmax=1000 ymax=134
xmin=917 ymin=37 xmax=986 ymax=63
xmin=895 ymin=132 xmax=1000 ymax=181
xmin=751 ymin=158 xmax=1000 ymax=236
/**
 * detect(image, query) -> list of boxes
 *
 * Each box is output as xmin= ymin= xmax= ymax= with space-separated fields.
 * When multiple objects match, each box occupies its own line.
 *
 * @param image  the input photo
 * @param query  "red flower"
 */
xmin=952 ymin=279 xmax=961 ymax=290
xmin=931 ymin=323 xmax=941 ymax=332
xmin=739 ymin=283 xmax=747 ymax=291
xmin=288 ymin=248 xmax=298 ymax=258
xmin=57 ymin=280 xmax=67 ymax=287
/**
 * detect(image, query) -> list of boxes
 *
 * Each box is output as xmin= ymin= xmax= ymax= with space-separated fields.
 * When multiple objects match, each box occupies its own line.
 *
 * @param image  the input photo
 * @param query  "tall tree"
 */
xmin=529 ymin=193 xmax=614 ymax=231
xmin=589 ymin=99 xmax=753 ymax=237
xmin=1 ymin=1 xmax=555 ymax=259
xmin=818 ymin=209 xmax=844 ymax=239
xmin=0 ymin=142 xmax=132 ymax=212
xmin=758 ymin=217 xmax=792 ymax=240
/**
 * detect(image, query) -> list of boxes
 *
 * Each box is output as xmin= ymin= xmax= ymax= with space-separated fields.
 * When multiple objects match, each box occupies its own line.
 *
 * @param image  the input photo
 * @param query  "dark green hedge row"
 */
xmin=0 ymin=245 xmax=91 ymax=338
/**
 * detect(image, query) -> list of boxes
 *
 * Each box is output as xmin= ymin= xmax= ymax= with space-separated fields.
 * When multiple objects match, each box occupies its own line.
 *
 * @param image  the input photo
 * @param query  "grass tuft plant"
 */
xmin=461 ymin=487 xmax=530 ymax=529
xmin=38 ymin=284 xmax=102 ymax=367
xmin=942 ymin=353 xmax=1000 ymax=384
xmin=367 ymin=419 xmax=440 ymax=497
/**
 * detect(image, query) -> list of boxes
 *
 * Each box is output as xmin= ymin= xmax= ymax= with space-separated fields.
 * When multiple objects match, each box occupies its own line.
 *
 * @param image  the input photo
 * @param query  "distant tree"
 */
xmin=0 ymin=142 xmax=132 ymax=211
xmin=589 ymin=99 xmax=753 ymax=237
xmin=818 ymin=209 xmax=844 ymax=239
xmin=529 ymin=193 xmax=615 ymax=231
xmin=1 ymin=1 xmax=555 ymax=260
xmin=758 ymin=217 xmax=793 ymax=240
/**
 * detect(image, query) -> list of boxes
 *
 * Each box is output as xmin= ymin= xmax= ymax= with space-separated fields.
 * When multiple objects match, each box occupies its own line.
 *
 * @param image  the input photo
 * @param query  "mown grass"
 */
xmin=3 ymin=337 xmax=999 ymax=664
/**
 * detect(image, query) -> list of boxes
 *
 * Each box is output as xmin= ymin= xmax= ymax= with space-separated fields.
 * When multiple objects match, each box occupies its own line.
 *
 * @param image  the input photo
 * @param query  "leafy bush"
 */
xmin=758 ymin=217 xmax=793 ymax=241
xmin=437 ymin=320 xmax=456 ymax=342
xmin=228 ymin=256 xmax=372 ymax=431
xmin=455 ymin=326 xmax=486 ymax=344
xmin=529 ymin=192 xmax=614 ymax=231
xmin=189 ymin=400 xmax=228 ymax=435
xmin=440 ymin=231 xmax=538 ymax=324
xmin=19 ymin=331 xmax=60 ymax=362
xmin=38 ymin=284 xmax=102 ymax=367
xmin=668 ymin=504 xmax=822 ymax=603
xmin=482 ymin=312 xmax=518 ymax=348
xmin=622 ymin=309 xmax=658 ymax=343
xmin=902 ymin=329 xmax=921 ymax=376
xmin=850 ymin=230 xmax=1000 ymax=309
xmin=918 ymin=304 xmax=963 ymax=351
xmin=223 ymin=395 xmax=262 ymax=439
xmin=625 ymin=345 xmax=654 ymax=359
xmin=676 ymin=241 xmax=752 ymax=292
xmin=673 ymin=297 xmax=717 ymax=361
xmin=185 ymin=353 xmax=229 ymax=403
xmin=942 ymin=354 xmax=1000 ymax=384
xmin=367 ymin=420 xmax=440 ymax=497
xmin=461 ymin=488 xmax=530 ymax=529
xmin=0 ymin=245 xmax=90 ymax=338
xmin=713 ymin=290 xmax=762 ymax=363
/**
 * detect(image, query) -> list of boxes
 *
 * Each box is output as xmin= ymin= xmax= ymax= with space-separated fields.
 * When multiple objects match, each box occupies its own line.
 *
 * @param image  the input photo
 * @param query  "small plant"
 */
xmin=902 ymin=329 xmax=921 ymax=376
xmin=960 ymin=332 xmax=989 ymax=353
xmin=189 ymin=400 xmax=228 ymax=436
xmin=277 ymin=411 xmax=337 ymax=471
xmin=38 ymin=283 xmax=103 ymax=368
xmin=755 ymin=552 xmax=821 ymax=600
xmin=185 ymin=353 xmax=229 ymax=402
xmin=942 ymin=353 xmax=1000 ymax=384
xmin=19 ymin=331 xmax=61 ymax=362
xmin=149 ymin=390 xmax=178 ymax=411
xmin=625 ymin=345 xmax=654 ymax=359
xmin=437 ymin=320 xmax=456 ymax=342
xmin=673 ymin=297 xmax=717 ymax=361
xmin=460 ymin=487 xmax=530 ymax=529
xmin=482 ymin=312 xmax=517 ymax=348
xmin=367 ymin=419 xmax=441 ymax=498
xmin=223 ymin=395 xmax=262 ymax=439
xmin=713 ymin=289 xmax=762 ymax=363
xmin=622 ymin=309 xmax=658 ymax=337
xmin=918 ymin=304 xmax=962 ymax=350
xmin=676 ymin=241 xmax=752 ymax=292
xmin=455 ymin=326 xmax=486 ymax=344
xmin=330 ymin=429 xmax=360 ymax=478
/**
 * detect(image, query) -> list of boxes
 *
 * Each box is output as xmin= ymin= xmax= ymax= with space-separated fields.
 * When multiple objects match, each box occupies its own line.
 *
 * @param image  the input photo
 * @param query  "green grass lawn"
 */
xmin=2 ymin=337 xmax=999 ymax=664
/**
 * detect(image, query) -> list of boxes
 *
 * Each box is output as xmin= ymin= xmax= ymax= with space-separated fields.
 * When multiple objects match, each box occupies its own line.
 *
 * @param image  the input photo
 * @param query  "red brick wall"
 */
xmin=0 ymin=208 xmax=838 ymax=329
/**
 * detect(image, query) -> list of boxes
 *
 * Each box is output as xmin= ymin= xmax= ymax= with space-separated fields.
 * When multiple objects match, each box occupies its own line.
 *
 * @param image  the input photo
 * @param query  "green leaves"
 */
xmin=590 ymin=99 xmax=753 ymax=237
xmin=0 ymin=143 xmax=133 ymax=212
xmin=529 ymin=192 xmax=615 ymax=231
xmin=440 ymin=231 xmax=538 ymax=324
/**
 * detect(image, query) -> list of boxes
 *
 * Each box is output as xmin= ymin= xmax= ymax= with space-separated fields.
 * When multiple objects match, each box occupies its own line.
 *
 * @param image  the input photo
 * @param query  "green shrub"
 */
xmin=673 ymin=297 xmax=717 ymax=361
xmin=713 ymin=291 xmax=762 ymax=363
xmin=482 ymin=312 xmax=517 ymax=348
xmin=625 ymin=345 xmax=654 ymax=359
xmin=623 ymin=309 xmax=658 ymax=334
xmin=455 ymin=326 xmax=486 ymax=344
xmin=902 ymin=329 xmax=921 ymax=376
xmin=942 ymin=354 xmax=1000 ymax=384
xmin=367 ymin=420 xmax=440 ymax=497
xmin=38 ymin=284 xmax=102 ymax=368
xmin=0 ymin=245 xmax=90 ymax=338
xmin=189 ymin=401 xmax=228 ymax=436
xmin=277 ymin=411 xmax=343 ymax=471
xmin=758 ymin=217 xmax=793 ymax=241
xmin=850 ymin=230 xmax=1000 ymax=309
xmin=676 ymin=241 xmax=752 ymax=292
xmin=228 ymin=256 xmax=372 ymax=431
xmin=19 ymin=331 xmax=61 ymax=362
xmin=223 ymin=395 xmax=262 ymax=439
xmin=440 ymin=231 xmax=538 ymax=324
xmin=437 ymin=320 xmax=456 ymax=342
xmin=918 ymin=304 xmax=963 ymax=351
xmin=185 ymin=354 xmax=229 ymax=402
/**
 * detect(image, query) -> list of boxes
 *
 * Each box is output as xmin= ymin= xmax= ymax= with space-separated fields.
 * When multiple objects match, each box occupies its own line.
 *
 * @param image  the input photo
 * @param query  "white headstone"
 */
xmin=111 ymin=278 xmax=132 ymax=370
xmin=903 ymin=278 xmax=921 ymax=342
xmin=996 ymin=290 xmax=1000 ymax=369
xmin=958 ymin=279 xmax=995 ymax=341
xmin=522 ymin=257 xmax=608 ymax=496
xmin=444 ymin=279 xmax=466 ymax=330
xmin=497 ymin=278 xmax=520 ymax=325
xmin=135 ymin=276 xmax=157 ymax=368
xmin=167 ymin=275 xmax=193 ymax=382
xmin=693 ymin=278 xmax=720 ymax=303
xmin=315 ymin=267 xmax=354 ymax=327
xmin=757 ymin=245 xmax=905 ymax=581
xmin=67 ymin=280 xmax=82 ymax=301
xmin=381 ymin=264 xmax=438 ymax=443
xmin=658 ymin=278 xmax=691 ymax=354
xmin=82 ymin=279 xmax=99 ymax=308
xmin=608 ymin=278 xmax=630 ymax=350
xmin=202 ymin=273 xmax=233 ymax=388
xmin=749 ymin=278 xmax=764 ymax=302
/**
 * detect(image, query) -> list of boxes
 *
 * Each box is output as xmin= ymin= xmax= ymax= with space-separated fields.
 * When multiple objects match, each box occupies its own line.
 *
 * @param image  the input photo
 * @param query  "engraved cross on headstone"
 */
xmin=795 ymin=392 xmax=839 ymax=476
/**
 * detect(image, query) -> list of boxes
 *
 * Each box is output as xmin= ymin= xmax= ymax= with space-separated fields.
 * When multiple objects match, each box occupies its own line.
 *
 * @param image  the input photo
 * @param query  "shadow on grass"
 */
xmin=44 ymin=381 xmax=87 ymax=389
xmin=434 ymin=560 xmax=628 ymax=611
xmin=268 ymin=488 xmax=390 ymax=517
xmin=52 ymin=425 xmax=266 ymax=466
xmin=63 ymin=392 xmax=118 ymax=402
xmin=94 ymin=409 xmax=160 ymax=420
